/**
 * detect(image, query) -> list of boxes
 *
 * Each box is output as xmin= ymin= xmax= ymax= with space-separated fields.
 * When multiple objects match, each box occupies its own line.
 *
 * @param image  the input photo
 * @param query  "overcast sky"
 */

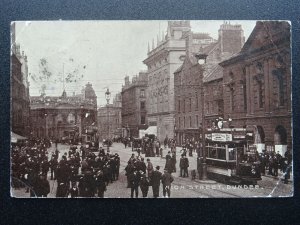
xmin=14 ymin=20 xmax=256 ymax=106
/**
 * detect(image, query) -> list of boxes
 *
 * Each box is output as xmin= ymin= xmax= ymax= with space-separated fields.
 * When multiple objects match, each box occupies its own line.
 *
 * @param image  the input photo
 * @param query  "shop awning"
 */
xmin=11 ymin=132 xmax=27 ymax=143
xmin=144 ymin=126 xmax=157 ymax=136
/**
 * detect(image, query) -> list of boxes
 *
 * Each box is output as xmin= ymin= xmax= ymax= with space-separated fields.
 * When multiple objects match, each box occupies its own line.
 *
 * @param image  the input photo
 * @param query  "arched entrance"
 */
xmin=274 ymin=125 xmax=287 ymax=155
xmin=254 ymin=125 xmax=265 ymax=153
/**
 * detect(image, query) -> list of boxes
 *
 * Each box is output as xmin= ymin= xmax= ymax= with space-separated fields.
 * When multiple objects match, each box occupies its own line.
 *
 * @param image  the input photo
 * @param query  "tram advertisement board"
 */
xmin=211 ymin=133 xmax=232 ymax=142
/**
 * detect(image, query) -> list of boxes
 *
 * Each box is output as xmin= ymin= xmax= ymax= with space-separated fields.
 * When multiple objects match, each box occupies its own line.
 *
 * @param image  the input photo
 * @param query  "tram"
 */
xmin=204 ymin=127 xmax=261 ymax=185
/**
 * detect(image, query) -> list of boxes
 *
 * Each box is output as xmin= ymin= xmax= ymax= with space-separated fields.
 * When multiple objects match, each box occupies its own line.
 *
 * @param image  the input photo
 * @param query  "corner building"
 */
xmin=143 ymin=21 xmax=191 ymax=142
xmin=220 ymin=21 xmax=291 ymax=155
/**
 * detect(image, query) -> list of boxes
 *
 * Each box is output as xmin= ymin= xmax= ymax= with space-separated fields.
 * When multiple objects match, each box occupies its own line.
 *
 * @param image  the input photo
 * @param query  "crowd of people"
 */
xmin=242 ymin=150 xmax=293 ymax=184
xmin=11 ymin=136 xmax=292 ymax=198
xmin=124 ymin=154 xmax=174 ymax=198
xmin=11 ymin=138 xmax=120 ymax=198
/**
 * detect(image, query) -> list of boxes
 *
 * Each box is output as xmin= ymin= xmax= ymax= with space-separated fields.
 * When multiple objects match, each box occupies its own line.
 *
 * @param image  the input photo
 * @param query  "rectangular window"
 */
xmin=183 ymin=99 xmax=185 ymax=113
xmin=141 ymin=115 xmax=145 ymax=124
xmin=178 ymin=100 xmax=180 ymax=112
xmin=196 ymin=115 xmax=199 ymax=127
xmin=178 ymin=117 xmax=181 ymax=129
xmin=189 ymin=98 xmax=192 ymax=112
xmin=189 ymin=116 xmax=192 ymax=127
xmin=140 ymin=89 xmax=145 ymax=98
xmin=140 ymin=101 xmax=145 ymax=110
xmin=183 ymin=117 xmax=186 ymax=128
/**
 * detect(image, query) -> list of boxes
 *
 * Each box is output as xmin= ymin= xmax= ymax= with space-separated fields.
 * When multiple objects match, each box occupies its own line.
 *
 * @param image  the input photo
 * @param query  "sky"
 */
xmin=14 ymin=20 xmax=256 ymax=107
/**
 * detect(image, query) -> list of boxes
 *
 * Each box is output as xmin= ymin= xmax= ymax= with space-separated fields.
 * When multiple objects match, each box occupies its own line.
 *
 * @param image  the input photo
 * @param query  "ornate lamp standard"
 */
xmin=105 ymin=88 xmax=111 ymax=152
xmin=195 ymin=53 xmax=208 ymax=180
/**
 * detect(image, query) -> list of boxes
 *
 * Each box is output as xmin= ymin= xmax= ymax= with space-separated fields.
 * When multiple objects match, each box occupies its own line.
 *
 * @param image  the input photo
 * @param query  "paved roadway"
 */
xmin=12 ymin=143 xmax=293 ymax=198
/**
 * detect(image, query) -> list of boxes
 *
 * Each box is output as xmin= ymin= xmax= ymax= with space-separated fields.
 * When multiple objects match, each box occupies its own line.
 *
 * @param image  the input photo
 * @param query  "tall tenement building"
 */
xmin=121 ymin=72 xmax=148 ymax=138
xmin=143 ymin=21 xmax=191 ymax=142
xmin=174 ymin=22 xmax=244 ymax=146
xmin=11 ymin=22 xmax=31 ymax=137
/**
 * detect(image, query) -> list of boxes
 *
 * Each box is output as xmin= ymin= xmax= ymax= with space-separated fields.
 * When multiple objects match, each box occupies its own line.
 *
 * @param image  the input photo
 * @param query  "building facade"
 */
xmin=174 ymin=22 xmax=244 ymax=145
xmin=143 ymin=21 xmax=191 ymax=142
xmin=11 ymin=22 xmax=31 ymax=137
xmin=220 ymin=21 xmax=291 ymax=155
xmin=30 ymin=83 xmax=98 ymax=143
xmin=174 ymin=32 xmax=211 ymax=145
xmin=203 ymin=23 xmax=245 ymax=128
xmin=121 ymin=72 xmax=148 ymax=138
xmin=97 ymin=93 xmax=122 ymax=140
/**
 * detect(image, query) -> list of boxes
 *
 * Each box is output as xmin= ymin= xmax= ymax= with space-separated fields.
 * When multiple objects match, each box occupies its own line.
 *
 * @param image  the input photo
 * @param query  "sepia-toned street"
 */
xmin=12 ymin=142 xmax=293 ymax=198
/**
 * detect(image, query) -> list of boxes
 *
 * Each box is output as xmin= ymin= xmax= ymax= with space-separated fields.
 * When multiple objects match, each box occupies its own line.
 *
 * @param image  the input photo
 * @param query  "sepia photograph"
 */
xmin=10 ymin=20 xmax=293 ymax=198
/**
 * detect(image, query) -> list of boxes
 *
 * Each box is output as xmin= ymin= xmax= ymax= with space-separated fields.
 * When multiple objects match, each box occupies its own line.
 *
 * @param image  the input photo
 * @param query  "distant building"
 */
xmin=121 ymin=72 xmax=148 ymax=138
xmin=220 ymin=21 xmax=291 ymax=155
xmin=143 ymin=21 xmax=191 ymax=142
xmin=11 ymin=22 xmax=30 ymax=137
xmin=30 ymin=83 xmax=98 ymax=143
xmin=98 ymin=93 xmax=122 ymax=140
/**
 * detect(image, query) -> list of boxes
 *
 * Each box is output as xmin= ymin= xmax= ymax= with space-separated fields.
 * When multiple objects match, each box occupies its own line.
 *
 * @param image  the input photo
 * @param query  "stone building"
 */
xmin=143 ymin=21 xmax=191 ymax=142
xmin=121 ymin=72 xmax=148 ymax=138
xmin=97 ymin=93 xmax=122 ymax=140
xmin=220 ymin=21 xmax=291 ymax=155
xmin=174 ymin=32 xmax=214 ymax=145
xmin=174 ymin=22 xmax=244 ymax=145
xmin=11 ymin=22 xmax=30 ymax=137
xmin=203 ymin=23 xmax=245 ymax=128
xmin=30 ymin=83 xmax=98 ymax=143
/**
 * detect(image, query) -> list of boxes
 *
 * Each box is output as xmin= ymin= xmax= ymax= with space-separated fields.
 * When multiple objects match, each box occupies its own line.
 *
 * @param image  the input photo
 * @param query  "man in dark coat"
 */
xmin=49 ymin=155 xmax=58 ymax=180
xmin=151 ymin=166 xmax=162 ymax=198
xmin=95 ymin=170 xmax=107 ymax=198
xmin=68 ymin=181 xmax=79 ymax=198
xmin=139 ymin=172 xmax=150 ymax=198
xmin=125 ymin=161 xmax=134 ymax=188
xmin=179 ymin=155 xmax=185 ymax=177
xmin=33 ymin=173 xmax=50 ymax=197
xmin=161 ymin=169 xmax=174 ymax=198
xmin=184 ymin=156 xmax=189 ymax=177
xmin=165 ymin=152 xmax=173 ymax=173
xmin=130 ymin=169 xmax=141 ymax=198
xmin=114 ymin=153 xmax=120 ymax=180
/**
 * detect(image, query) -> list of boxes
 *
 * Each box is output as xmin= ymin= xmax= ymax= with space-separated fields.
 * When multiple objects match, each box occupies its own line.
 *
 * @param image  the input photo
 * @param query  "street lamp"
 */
xmin=105 ymin=88 xmax=111 ymax=152
xmin=195 ymin=53 xmax=208 ymax=180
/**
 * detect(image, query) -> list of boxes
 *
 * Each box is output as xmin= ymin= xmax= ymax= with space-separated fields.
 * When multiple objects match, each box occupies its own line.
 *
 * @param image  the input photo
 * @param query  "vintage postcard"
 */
xmin=10 ymin=20 xmax=293 ymax=198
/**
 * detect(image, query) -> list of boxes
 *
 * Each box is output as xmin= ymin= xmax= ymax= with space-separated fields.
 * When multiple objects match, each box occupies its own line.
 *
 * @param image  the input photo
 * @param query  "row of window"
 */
xmin=177 ymin=115 xmax=200 ymax=129
xmin=177 ymin=96 xmax=199 ymax=113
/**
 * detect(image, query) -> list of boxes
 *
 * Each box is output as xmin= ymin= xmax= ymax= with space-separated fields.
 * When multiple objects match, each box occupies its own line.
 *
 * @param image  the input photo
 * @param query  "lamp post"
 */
xmin=105 ymin=88 xmax=111 ymax=152
xmin=195 ymin=53 xmax=208 ymax=180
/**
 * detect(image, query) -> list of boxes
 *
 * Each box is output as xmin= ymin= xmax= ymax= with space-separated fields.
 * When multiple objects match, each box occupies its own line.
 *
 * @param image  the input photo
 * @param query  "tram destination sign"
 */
xmin=211 ymin=133 xmax=232 ymax=142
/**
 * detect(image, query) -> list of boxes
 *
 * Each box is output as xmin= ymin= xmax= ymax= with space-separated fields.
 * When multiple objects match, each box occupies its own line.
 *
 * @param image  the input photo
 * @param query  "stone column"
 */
xmin=264 ymin=58 xmax=270 ymax=113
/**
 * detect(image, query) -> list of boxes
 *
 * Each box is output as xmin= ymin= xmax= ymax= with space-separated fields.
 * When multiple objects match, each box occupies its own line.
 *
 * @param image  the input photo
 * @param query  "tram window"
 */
xmin=218 ymin=148 xmax=226 ymax=160
xmin=228 ymin=148 xmax=236 ymax=160
xmin=207 ymin=147 xmax=226 ymax=160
